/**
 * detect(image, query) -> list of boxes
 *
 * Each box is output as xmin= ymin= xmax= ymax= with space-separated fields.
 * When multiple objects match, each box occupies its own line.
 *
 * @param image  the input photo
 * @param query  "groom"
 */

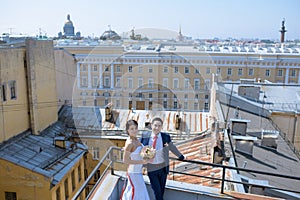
xmin=141 ymin=117 xmax=185 ymax=200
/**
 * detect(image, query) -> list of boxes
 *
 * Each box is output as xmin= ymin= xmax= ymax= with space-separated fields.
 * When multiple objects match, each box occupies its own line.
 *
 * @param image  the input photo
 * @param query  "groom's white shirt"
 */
xmin=150 ymin=133 xmax=164 ymax=164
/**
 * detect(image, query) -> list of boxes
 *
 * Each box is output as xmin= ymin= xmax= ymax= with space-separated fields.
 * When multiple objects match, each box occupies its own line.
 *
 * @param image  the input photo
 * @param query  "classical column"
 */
xmin=99 ymin=63 xmax=103 ymax=89
xmin=285 ymin=68 xmax=289 ymax=84
xmin=88 ymin=64 xmax=92 ymax=88
xmin=77 ymin=62 xmax=81 ymax=88
xmin=110 ymin=63 xmax=114 ymax=89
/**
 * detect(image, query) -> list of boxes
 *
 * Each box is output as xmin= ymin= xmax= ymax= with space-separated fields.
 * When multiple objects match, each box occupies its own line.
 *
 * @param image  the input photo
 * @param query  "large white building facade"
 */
xmin=57 ymin=41 xmax=300 ymax=112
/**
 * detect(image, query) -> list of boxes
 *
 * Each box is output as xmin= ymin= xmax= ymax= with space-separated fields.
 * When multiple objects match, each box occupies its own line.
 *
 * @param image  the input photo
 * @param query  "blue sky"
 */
xmin=1 ymin=0 xmax=299 ymax=40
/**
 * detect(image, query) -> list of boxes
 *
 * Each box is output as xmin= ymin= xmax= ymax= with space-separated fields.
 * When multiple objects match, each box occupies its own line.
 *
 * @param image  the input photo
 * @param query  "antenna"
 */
xmin=8 ymin=27 xmax=15 ymax=35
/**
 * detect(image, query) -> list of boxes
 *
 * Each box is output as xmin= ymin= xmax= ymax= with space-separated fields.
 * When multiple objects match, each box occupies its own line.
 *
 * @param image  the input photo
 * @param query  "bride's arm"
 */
xmin=123 ymin=142 xmax=146 ymax=165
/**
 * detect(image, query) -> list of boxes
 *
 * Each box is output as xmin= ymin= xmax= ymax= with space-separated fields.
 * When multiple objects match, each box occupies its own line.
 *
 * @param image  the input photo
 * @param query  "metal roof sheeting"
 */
xmin=0 ymin=121 xmax=86 ymax=185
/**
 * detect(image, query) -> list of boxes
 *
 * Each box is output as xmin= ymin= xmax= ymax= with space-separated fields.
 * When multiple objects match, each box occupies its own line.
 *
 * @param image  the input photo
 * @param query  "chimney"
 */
xmin=261 ymin=130 xmax=278 ymax=150
xmin=54 ymin=136 xmax=66 ymax=149
xmin=232 ymin=136 xmax=257 ymax=156
xmin=230 ymin=118 xmax=251 ymax=136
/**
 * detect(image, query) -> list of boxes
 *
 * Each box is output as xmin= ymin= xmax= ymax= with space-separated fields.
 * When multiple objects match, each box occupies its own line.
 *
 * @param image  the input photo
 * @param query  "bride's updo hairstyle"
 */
xmin=125 ymin=119 xmax=138 ymax=135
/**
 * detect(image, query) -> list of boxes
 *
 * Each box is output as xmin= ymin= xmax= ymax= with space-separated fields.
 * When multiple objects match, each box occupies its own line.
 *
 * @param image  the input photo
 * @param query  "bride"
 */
xmin=121 ymin=119 xmax=150 ymax=200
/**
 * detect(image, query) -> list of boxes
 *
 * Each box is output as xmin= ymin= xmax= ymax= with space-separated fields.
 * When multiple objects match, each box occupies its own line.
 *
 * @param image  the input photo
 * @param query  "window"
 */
xmin=174 ymin=66 xmax=178 ymax=73
xmin=206 ymin=67 xmax=210 ymax=74
xmin=204 ymin=102 xmax=209 ymax=111
xmin=149 ymin=93 xmax=152 ymax=98
xmin=227 ymin=68 xmax=232 ymax=76
xmin=78 ymin=165 xmax=82 ymax=182
xmin=82 ymin=64 xmax=87 ymax=71
xmin=184 ymin=66 xmax=189 ymax=74
xmin=184 ymin=94 xmax=188 ymax=99
xmin=8 ymin=80 xmax=16 ymax=99
xmin=265 ymin=69 xmax=270 ymax=77
xmin=94 ymin=170 xmax=100 ymax=182
xmin=149 ymin=101 xmax=153 ymax=110
xmin=71 ymin=171 xmax=75 ymax=191
xmin=105 ymin=66 xmax=109 ymax=72
xmin=56 ymin=188 xmax=61 ymax=200
xmin=116 ymin=65 xmax=121 ymax=72
xmin=205 ymin=94 xmax=209 ymax=99
xmin=195 ymin=67 xmax=200 ymax=74
xmin=148 ymin=66 xmax=153 ymax=73
xmin=277 ymin=69 xmax=283 ymax=77
xmin=116 ymin=100 xmax=120 ymax=108
xmin=104 ymin=77 xmax=110 ymax=87
xmin=173 ymin=101 xmax=178 ymax=109
xmin=291 ymin=69 xmax=296 ymax=77
xmin=92 ymin=147 xmax=100 ymax=160
xmin=2 ymin=83 xmax=7 ymax=101
xmin=194 ymin=79 xmax=200 ymax=90
xmin=205 ymin=79 xmax=210 ymax=90
xmin=184 ymin=79 xmax=189 ymax=89
xmin=217 ymin=67 xmax=221 ymax=74
xmin=238 ymin=68 xmax=243 ymax=76
xmin=81 ymin=76 xmax=87 ymax=87
xmin=184 ymin=102 xmax=188 ymax=109
xmin=5 ymin=192 xmax=17 ymax=200
xmin=163 ymin=66 xmax=168 ymax=73
xmin=128 ymin=78 xmax=133 ymax=89
xmin=163 ymin=94 xmax=167 ymax=98
xmin=138 ymin=66 xmax=142 ymax=73
xmin=92 ymin=76 xmax=98 ymax=87
xmin=173 ymin=79 xmax=179 ymax=89
xmin=194 ymin=102 xmax=198 ymax=110
xmin=93 ymin=65 xmax=98 ymax=71
xmin=128 ymin=66 xmax=133 ymax=72
xmin=163 ymin=78 xmax=168 ymax=88
xmin=248 ymin=68 xmax=254 ymax=76
xmin=116 ymin=77 xmax=121 ymax=88
xmin=64 ymin=179 xmax=69 ymax=200
xmin=163 ymin=101 xmax=167 ymax=108
xmin=148 ymin=79 xmax=153 ymax=88
xmin=104 ymin=99 xmax=109 ymax=107
xmin=138 ymin=78 xmax=143 ymax=88
xmin=195 ymin=94 xmax=199 ymax=99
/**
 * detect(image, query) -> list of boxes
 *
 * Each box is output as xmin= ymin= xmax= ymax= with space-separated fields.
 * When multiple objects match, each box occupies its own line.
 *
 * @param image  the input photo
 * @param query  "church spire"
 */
xmin=177 ymin=24 xmax=183 ymax=41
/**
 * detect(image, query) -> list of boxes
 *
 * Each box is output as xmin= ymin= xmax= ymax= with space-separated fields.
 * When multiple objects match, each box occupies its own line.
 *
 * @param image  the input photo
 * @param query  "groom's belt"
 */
xmin=148 ymin=162 xmax=165 ymax=168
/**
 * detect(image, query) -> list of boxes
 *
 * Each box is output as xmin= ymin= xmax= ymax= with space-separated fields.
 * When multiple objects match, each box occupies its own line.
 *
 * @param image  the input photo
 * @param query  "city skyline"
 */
xmin=1 ymin=0 xmax=300 ymax=40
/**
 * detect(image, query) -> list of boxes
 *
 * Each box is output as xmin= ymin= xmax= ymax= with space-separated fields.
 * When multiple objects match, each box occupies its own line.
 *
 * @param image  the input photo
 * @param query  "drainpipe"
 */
xmin=292 ymin=111 xmax=297 ymax=146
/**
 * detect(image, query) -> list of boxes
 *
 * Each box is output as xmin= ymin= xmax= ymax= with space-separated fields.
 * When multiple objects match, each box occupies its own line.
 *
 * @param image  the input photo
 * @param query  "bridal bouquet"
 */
xmin=140 ymin=145 xmax=156 ymax=160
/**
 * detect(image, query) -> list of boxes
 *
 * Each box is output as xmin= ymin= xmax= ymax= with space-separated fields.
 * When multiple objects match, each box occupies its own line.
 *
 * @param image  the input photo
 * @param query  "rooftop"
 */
xmin=59 ymin=106 xmax=210 ymax=134
xmin=0 ymin=120 xmax=87 ymax=185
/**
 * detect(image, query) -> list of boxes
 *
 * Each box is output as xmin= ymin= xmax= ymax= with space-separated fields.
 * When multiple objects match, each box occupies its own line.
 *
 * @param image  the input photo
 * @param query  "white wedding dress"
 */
xmin=121 ymin=145 xmax=150 ymax=200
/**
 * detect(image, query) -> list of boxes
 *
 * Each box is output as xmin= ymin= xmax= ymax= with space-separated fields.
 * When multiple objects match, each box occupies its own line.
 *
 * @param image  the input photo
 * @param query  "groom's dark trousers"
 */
xmin=148 ymin=165 xmax=167 ymax=200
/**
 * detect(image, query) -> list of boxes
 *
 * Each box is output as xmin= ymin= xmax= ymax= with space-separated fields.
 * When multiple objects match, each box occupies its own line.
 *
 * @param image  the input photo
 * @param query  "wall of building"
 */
xmin=0 ymin=48 xmax=30 ymax=142
xmin=80 ymin=136 xmax=126 ymax=190
xmin=54 ymin=48 xmax=77 ymax=110
xmin=26 ymin=39 xmax=58 ymax=135
xmin=271 ymin=112 xmax=300 ymax=151
xmin=60 ymin=45 xmax=300 ymax=113
xmin=0 ymin=155 xmax=86 ymax=200
xmin=0 ymin=159 xmax=52 ymax=200
xmin=51 ymin=157 xmax=86 ymax=200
